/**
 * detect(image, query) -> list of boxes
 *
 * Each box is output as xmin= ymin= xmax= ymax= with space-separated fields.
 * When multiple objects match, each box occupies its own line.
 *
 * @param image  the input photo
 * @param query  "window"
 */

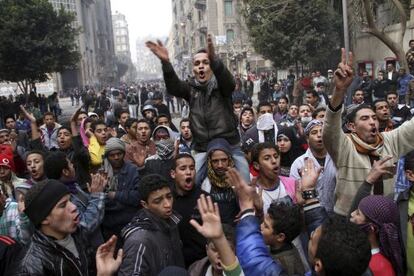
xmin=226 ymin=29 xmax=235 ymax=43
xmin=224 ymin=0 xmax=233 ymax=16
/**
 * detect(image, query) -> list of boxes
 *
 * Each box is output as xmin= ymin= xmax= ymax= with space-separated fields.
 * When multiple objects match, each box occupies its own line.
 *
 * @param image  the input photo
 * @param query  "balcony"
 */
xmin=194 ymin=0 xmax=206 ymax=10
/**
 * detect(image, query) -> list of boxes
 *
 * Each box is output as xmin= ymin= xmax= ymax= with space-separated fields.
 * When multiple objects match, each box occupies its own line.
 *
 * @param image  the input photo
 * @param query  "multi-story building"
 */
xmin=112 ymin=11 xmax=132 ymax=60
xmin=136 ymin=36 xmax=163 ymax=79
xmin=48 ymin=0 xmax=116 ymax=91
xmin=168 ymin=0 xmax=271 ymax=78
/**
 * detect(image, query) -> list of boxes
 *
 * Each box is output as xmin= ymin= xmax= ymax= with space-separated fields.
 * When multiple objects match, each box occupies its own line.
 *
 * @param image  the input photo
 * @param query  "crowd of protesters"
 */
xmin=0 ymin=35 xmax=413 ymax=276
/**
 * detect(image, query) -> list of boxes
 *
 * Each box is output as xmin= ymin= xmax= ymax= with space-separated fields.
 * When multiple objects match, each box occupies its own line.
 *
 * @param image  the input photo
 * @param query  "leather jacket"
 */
xmin=162 ymin=59 xmax=239 ymax=152
xmin=10 ymin=229 xmax=93 ymax=276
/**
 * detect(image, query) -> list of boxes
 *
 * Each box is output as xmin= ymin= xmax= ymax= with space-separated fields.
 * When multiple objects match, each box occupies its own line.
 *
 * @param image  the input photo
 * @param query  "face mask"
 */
xmin=257 ymin=113 xmax=275 ymax=131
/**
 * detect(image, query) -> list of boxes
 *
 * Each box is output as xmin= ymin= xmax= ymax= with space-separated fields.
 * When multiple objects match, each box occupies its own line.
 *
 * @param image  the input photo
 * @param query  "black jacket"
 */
xmin=173 ymin=187 xmax=207 ymax=267
xmin=118 ymin=208 xmax=185 ymax=276
xmin=10 ymin=229 xmax=93 ymax=276
xmin=162 ymin=59 xmax=238 ymax=152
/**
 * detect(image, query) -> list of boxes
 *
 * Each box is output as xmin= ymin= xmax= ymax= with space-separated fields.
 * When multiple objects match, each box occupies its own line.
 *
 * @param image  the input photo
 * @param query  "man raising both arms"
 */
xmin=146 ymin=35 xmax=249 ymax=184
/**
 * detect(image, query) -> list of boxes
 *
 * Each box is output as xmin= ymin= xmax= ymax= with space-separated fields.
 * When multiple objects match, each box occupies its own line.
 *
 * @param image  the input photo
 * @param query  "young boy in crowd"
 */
xmin=261 ymin=203 xmax=306 ymax=275
xmin=118 ymin=174 xmax=184 ymax=275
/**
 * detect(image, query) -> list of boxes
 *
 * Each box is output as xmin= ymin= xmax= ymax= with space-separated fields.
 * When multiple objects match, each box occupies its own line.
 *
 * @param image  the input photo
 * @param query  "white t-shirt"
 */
xmin=258 ymin=183 xmax=288 ymax=214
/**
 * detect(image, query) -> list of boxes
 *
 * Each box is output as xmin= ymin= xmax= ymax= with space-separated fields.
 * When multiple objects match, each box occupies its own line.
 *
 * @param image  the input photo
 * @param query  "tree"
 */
xmin=350 ymin=0 xmax=411 ymax=71
xmin=0 ymin=0 xmax=80 ymax=94
xmin=241 ymin=0 xmax=342 ymax=71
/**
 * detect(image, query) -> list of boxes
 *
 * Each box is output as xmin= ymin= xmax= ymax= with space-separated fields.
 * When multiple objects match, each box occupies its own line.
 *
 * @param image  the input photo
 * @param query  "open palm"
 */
xmin=190 ymin=195 xmax=223 ymax=239
xmin=146 ymin=40 xmax=169 ymax=62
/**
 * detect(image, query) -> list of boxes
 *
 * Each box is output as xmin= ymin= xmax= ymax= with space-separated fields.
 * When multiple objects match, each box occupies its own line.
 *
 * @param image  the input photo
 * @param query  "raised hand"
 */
xmin=96 ymin=235 xmax=123 ymax=276
xmin=334 ymin=48 xmax=354 ymax=92
xmin=146 ymin=40 xmax=170 ymax=62
xmin=190 ymin=194 xmax=223 ymax=239
xmin=226 ymin=168 xmax=255 ymax=211
xmin=300 ymin=158 xmax=322 ymax=191
xmin=71 ymin=107 xmax=83 ymax=123
xmin=207 ymin=34 xmax=215 ymax=61
xmin=88 ymin=173 xmax=108 ymax=193
xmin=19 ymin=105 xmax=36 ymax=123
xmin=132 ymin=148 xmax=147 ymax=167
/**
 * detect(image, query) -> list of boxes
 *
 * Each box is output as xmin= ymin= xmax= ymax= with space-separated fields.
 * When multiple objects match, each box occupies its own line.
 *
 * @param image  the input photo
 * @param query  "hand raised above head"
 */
xmin=334 ymin=48 xmax=354 ymax=92
xmin=207 ymin=34 xmax=215 ymax=61
xmin=146 ymin=40 xmax=170 ymax=62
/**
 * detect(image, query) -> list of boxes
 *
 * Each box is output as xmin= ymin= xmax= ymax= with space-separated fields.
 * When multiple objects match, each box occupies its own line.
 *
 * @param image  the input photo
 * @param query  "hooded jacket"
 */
xmin=118 ymin=208 xmax=184 ymax=276
xmin=162 ymin=59 xmax=239 ymax=152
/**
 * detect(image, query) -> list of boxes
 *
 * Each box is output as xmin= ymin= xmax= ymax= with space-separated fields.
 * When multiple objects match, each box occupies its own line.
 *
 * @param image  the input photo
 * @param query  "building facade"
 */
xmin=136 ymin=36 xmax=164 ymax=79
xmin=167 ymin=0 xmax=271 ymax=78
xmin=112 ymin=11 xmax=132 ymax=60
xmin=48 ymin=0 xmax=116 ymax=91
xmin=352 ymin=0 xmax=414 ymax=78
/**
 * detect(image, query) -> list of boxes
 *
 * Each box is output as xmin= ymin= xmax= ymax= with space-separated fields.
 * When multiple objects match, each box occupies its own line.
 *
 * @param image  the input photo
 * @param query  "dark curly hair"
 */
xmin=316 ymin=216 xmax=371 ymax=276
xmin=138 ymin=174 xmax=171 ymax=202
xmin=267 ymin=202 xmax=303 ymax=244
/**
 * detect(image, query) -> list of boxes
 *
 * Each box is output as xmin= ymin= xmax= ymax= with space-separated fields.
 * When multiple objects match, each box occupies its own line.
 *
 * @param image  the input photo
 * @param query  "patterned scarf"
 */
xmin=348 ymin=132 xmax=384 ymax=157
xmin=207 ymin=156 xmax=234 ymax=189
xmin=359 ymin=195 xmax=404 ymax=276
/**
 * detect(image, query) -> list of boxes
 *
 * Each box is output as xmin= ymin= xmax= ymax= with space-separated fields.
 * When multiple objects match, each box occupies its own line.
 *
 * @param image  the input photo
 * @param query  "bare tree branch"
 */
xmin=391 ymin=0 xmax=407 ymax=46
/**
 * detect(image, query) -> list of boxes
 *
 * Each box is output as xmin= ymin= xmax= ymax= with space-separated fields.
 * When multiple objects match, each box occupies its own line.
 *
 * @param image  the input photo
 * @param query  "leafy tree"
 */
xmin=350 ymin=0 xmax=411 ymax=71
xmin=0 ymin=0 xmax=80 ymax=94
xmin=241 ymin=0 xmax=343 ymax=70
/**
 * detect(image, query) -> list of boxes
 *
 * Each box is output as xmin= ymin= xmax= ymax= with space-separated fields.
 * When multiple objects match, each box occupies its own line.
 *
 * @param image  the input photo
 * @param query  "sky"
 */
xmin=110 ymin=0 xmax=172 ymax=61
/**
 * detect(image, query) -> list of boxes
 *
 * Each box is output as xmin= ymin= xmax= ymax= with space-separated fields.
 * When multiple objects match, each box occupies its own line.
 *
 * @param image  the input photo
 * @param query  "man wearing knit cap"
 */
xmin=200 ymin=138 xmax=239 ymax=224
xmin=101 ymin=137 xmax=141 ymax=242
xmin=290 ymin=119 xmax=337 ymax=213
xmin=11 ymin=179 xmax=93 ymax=275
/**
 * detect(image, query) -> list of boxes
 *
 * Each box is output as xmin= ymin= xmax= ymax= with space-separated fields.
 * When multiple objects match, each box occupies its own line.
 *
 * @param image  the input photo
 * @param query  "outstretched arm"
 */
xmin=146 ymin=40 xmax=191 ymax=101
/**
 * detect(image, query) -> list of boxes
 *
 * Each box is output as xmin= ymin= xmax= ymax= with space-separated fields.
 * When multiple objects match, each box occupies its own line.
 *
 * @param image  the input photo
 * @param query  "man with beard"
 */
xmin=290 ymin=120 xmax=337 ymax=213
xmin=346 ymin=89 xmax=365 ymax=111
xmin=124 ymin=119 xmax=156 ymax=168
xmin=101 ymin=138 xmax=140 ymax=241
xmin=201 ymin=138 xmax=239 ymax=224
xmin=406 ymin=39 xmax=414 ymax=75
xmin=178 ymin=118 xmax=193 ymax=154
xmin=298 ymin=104 xmax=313 ymax=128
xmin=373 ymin=99 xmax=394 ymax=132
xmin=147 ymin=35 xmax=249 ymax=184
xmin=323 ymin=49 xmax=414 ymax=216
xmin=170 ymin=154 xmax=207 ymax=267
xmin=386 ymin=91 xmax=412 ymax=128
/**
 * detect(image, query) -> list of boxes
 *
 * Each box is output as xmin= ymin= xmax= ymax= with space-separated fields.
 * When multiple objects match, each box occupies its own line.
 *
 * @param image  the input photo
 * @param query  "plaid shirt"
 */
xmin=0 ymin=199 xmax=31 ymax=244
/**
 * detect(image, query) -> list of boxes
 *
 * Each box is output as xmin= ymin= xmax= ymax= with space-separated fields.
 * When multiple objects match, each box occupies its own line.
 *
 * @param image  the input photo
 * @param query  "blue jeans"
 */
xmin=194 ymin=145 xmax=250 ymax=186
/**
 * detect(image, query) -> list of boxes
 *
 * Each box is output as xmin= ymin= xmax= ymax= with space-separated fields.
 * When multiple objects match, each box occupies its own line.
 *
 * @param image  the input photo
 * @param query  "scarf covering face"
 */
xmin=207 ymin=154 xmax=234 ymax=189
xmin=348 ymin=132 xmax=384 ymax=157
xmin=257 ymin=113 xmax=275 ymax=131
xmin=155 ymin=139 xmax=175 ymax=160
xmin=359 ymin=195 xmax=404 ymax=276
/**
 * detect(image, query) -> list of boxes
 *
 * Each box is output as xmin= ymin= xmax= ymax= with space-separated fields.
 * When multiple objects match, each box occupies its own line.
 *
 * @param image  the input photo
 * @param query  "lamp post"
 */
xmin=342 ymin=0 xmax=350 ymax=64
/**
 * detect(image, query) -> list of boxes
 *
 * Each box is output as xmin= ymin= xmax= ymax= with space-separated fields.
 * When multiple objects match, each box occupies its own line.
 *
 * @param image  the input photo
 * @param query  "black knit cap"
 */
xmin=24 ymin=179 xmax=70 ymax=227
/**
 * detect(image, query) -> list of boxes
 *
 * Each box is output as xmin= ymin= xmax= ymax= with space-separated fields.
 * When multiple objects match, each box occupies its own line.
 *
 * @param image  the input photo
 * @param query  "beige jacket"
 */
xmin=323 ymin=105 xmax=414 ymax=215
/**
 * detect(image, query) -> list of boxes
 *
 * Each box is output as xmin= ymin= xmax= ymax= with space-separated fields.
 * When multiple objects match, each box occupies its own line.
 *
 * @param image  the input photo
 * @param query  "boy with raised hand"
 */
xmin=189 ymin=194 xmax=244 ymax=276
